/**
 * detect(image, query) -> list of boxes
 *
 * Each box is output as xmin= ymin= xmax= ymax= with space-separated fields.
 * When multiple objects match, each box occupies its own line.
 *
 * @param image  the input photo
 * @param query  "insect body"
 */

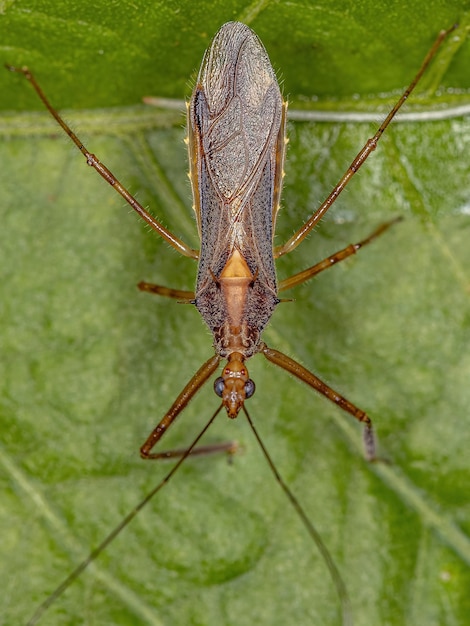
xmin=190 ymin=22 xmax=283 ymax=412
xmin=139 ymin=22 xmax=381 ymax=459
xmin=6 ymin=20 xmax=456 ymax=626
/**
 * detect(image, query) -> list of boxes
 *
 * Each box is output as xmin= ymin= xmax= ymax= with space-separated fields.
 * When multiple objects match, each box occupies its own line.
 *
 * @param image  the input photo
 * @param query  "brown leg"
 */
xmin=278 ymin=217 xmax=401 ymax=292
xmin=149 ymin=440 xmax=239 ymax=460
xmin=5 ymin=64 xmax=199 ymax=260
xmin=140 ymin=354 xmax=220 ymax=459
xmin=138 ymin=281 xmax=195 ymax=301
xmin=261 ymin=343 xmax=376 ymax=460
xmin=273 ymin=26 xmax=455 ymax=260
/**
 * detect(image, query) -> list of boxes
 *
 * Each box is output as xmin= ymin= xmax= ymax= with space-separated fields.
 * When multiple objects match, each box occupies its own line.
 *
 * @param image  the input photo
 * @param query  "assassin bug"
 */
xmin=6 ymin=20 xmax=456 ymax=626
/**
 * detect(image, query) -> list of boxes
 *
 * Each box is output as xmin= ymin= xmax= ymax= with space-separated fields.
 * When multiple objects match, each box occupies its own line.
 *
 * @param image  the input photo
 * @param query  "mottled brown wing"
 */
xmin=188 ymin=22 xmax=286 ymax=294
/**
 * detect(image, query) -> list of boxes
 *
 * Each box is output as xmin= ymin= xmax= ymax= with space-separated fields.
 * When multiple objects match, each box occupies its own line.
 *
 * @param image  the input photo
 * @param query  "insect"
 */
xmin=6 ymin=20 xmax=456 ymax=626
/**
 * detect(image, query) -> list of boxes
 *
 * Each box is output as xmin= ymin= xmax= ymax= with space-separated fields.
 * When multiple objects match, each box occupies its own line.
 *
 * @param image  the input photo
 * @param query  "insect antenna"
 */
xmin=242 ymin=405 xmax=353 ymax=626
xmin=26 ymin=404 xmax=225 ymax=626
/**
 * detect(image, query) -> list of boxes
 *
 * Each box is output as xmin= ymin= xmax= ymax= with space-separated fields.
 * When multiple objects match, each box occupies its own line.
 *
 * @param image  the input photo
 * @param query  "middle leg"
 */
xmin=278 ymin=217 xmax=401 ymax=292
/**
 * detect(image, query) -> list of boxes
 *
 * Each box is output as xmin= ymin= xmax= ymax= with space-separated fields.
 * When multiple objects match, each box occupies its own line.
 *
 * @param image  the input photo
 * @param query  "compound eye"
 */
xmin=244 ymin=379 xmax=255 ymax=399
xmin=214 ymin=376 xmax=224 ymax=397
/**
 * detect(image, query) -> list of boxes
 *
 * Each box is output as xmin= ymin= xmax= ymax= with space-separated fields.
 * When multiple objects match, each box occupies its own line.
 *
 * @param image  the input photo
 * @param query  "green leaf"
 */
xmin=1 ymin=2 xmax=470 ymax=626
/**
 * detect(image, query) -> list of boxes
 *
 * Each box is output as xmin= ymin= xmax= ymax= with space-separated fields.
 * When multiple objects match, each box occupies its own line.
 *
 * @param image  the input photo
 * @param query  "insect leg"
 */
xmin=138 ymin=280 xmax=195 ymax=301
xmin=274 ymin=26 xmax=456 ymax=259
xmin=278 ymin=217 xmax=401 ymax=292
xmin=140 ymin=354 xmax=220 ymax=458
xmin=5 ymin=64 xmax=199 ymax=260
xmin=150 ymin=441 xmax=239 ymax=460
xmin=260 ymin=343 xmax=376 ymax=460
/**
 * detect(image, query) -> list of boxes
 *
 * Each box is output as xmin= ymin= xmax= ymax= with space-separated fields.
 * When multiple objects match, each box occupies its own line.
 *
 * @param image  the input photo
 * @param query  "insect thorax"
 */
xmin=195 ymin=253 xmax=278 ymax=359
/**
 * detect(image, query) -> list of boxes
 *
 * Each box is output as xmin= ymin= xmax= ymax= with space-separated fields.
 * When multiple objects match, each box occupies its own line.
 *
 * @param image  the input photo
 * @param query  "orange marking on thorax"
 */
xmin=219 ymin=249 xmax=253 ymax=328
xmin=220 ymin=249 xmax=252 ymax=279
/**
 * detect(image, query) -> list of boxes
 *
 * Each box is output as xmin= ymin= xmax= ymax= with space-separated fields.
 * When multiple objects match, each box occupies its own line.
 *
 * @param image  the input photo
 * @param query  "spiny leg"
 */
xmin=261 ymin=343 xmax=376 ymax=460
xmin=5 ymin=64 xmax=199 ymax=260
xmin=278 ymin=217 xmax=401 ymax=292
xmin=274 ymin=26 xmax=455 ymax=259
